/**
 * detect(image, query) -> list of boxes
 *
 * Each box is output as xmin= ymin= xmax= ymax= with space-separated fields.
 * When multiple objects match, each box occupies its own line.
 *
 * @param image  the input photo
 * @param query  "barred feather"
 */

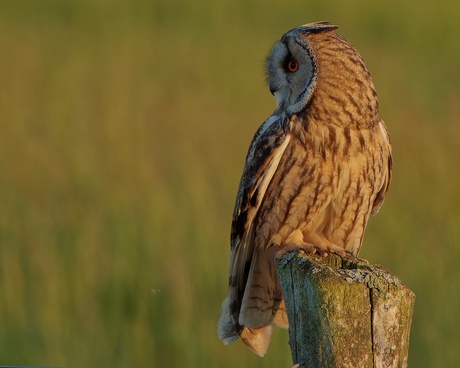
xmin=218 ymin=21 xmax=392 ymax=356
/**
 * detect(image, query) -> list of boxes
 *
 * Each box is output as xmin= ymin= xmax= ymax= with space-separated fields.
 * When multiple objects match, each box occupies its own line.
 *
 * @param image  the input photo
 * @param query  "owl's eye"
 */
xmin=286 ymin=59 xmax=299 ymax=73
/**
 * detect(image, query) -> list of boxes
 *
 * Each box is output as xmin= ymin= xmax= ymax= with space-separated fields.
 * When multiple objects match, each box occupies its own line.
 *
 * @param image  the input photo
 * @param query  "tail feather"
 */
xmin=240 ymin=326 xmax=272 ymax=357
xmin=217 ymin=296 xmax=275 ymax=357
xmin=218 ymin=247 xmax=285 ymax=356
xmin=217 ymin=297 xmax=239 ymax=344
xmin=273 ymin=299 xmax=289 ymax=328
xmin=239 ymin=249 xmax=282 ymax=328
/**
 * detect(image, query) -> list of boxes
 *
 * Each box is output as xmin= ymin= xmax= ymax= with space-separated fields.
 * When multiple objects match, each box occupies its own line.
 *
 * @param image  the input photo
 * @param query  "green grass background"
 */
xmin=1 ymin=0 xmax=460 ymax=366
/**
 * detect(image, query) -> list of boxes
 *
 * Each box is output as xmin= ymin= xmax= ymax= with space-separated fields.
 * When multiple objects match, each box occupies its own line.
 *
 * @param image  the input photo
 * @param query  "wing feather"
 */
xmin=371 ymin=120 xmax=393 ymax=215
xmin=225 ymin=114 xmax=290 ymax=336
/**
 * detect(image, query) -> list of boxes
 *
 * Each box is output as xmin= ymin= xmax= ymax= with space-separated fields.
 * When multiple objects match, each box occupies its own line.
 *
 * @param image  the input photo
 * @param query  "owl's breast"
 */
xmin=253 ymin=123 xmax=385 ymax=255
xmin=253 ymin=135 xmax=337 ymax=248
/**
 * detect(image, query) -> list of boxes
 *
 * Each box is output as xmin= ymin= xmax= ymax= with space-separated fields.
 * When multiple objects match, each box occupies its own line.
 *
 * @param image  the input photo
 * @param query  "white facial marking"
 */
xmin=273 ymin=91 xmax=283 ymax=107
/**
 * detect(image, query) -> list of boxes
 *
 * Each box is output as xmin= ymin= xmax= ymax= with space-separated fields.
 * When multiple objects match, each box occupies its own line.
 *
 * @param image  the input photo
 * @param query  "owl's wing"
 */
xmin=231 ymin=114 xmax=290 ymax=255
xmin=217 ymin=114 xmax=290 ymax=355
xmin=371 ymin=120 xmax=393 ymax=215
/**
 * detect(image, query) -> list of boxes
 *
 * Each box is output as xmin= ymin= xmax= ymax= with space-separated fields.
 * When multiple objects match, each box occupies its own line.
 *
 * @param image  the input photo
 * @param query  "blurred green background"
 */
xmin=1 ymin=0 xmax=459 ymax=366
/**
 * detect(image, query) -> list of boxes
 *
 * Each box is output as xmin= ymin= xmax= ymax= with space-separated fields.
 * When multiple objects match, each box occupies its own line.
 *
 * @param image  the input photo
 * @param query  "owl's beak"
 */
xmin=269 ymin=83 xmax=278 ymax=96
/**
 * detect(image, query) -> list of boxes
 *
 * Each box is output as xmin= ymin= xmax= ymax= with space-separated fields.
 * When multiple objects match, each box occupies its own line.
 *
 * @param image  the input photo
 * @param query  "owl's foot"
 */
xmin=318 ymin=242 xmax=351 ymax=257
xmin=273 ymin=243 xmax=328 ymax=261
xmin=272 ymin=229 xmax=352 ymax=263
xmin=274 ymin=242 xmax=350 ymax=263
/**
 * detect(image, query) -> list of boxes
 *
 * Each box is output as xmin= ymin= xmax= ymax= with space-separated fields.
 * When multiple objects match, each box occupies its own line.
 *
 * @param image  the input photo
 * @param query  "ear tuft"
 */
xmin=297 ymin=21 xmax=339 ymax=34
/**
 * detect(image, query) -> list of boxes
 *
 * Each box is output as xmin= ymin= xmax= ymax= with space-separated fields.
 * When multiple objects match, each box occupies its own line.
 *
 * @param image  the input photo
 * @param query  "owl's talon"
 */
xmin=274 ymin=244 xmax=315 ymax=264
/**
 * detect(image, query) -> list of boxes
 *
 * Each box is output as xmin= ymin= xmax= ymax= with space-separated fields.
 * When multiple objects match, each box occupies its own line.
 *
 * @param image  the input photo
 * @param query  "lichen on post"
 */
xmin=276 ymin=252 xmax=415 ymax=368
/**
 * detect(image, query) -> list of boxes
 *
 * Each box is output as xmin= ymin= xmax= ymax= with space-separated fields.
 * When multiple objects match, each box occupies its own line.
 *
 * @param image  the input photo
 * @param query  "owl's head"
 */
xmin=265 ymin=22 xmax=338 ymax=115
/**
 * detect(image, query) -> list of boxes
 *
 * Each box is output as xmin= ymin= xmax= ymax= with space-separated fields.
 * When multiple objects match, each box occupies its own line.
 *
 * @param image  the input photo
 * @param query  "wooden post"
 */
xmin=276 ymin=252 xmax=415 ymax=368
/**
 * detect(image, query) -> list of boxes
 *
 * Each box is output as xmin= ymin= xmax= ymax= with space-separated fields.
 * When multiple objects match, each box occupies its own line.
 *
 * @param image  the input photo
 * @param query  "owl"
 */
xmin=217 ymin=22 xmax=392 ymax=356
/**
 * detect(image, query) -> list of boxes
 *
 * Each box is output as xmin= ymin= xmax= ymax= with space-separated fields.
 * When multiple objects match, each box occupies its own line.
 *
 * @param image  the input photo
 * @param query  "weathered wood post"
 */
xmin=276 ymin=252 xmax=415 ymax=368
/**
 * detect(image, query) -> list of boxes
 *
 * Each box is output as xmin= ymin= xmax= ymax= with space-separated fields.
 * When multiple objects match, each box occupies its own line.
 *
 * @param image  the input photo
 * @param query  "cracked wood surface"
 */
xmin=276 ymin=252 xmax=415 ymax=368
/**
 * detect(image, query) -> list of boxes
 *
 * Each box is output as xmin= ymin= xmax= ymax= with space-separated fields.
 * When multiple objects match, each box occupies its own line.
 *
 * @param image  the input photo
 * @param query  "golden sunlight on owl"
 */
xmin=217 ymin=22 xmax=392 ymax=356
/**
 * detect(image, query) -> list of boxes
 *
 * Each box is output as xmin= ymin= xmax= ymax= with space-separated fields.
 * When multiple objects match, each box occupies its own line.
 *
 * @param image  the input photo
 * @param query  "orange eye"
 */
xmin=287 ymin=59 xmax=299 ymax=72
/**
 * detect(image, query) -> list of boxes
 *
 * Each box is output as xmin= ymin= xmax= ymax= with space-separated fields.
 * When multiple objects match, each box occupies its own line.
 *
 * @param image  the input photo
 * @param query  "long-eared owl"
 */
xmin=218 ymin=22 xmax=392 ymax=356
